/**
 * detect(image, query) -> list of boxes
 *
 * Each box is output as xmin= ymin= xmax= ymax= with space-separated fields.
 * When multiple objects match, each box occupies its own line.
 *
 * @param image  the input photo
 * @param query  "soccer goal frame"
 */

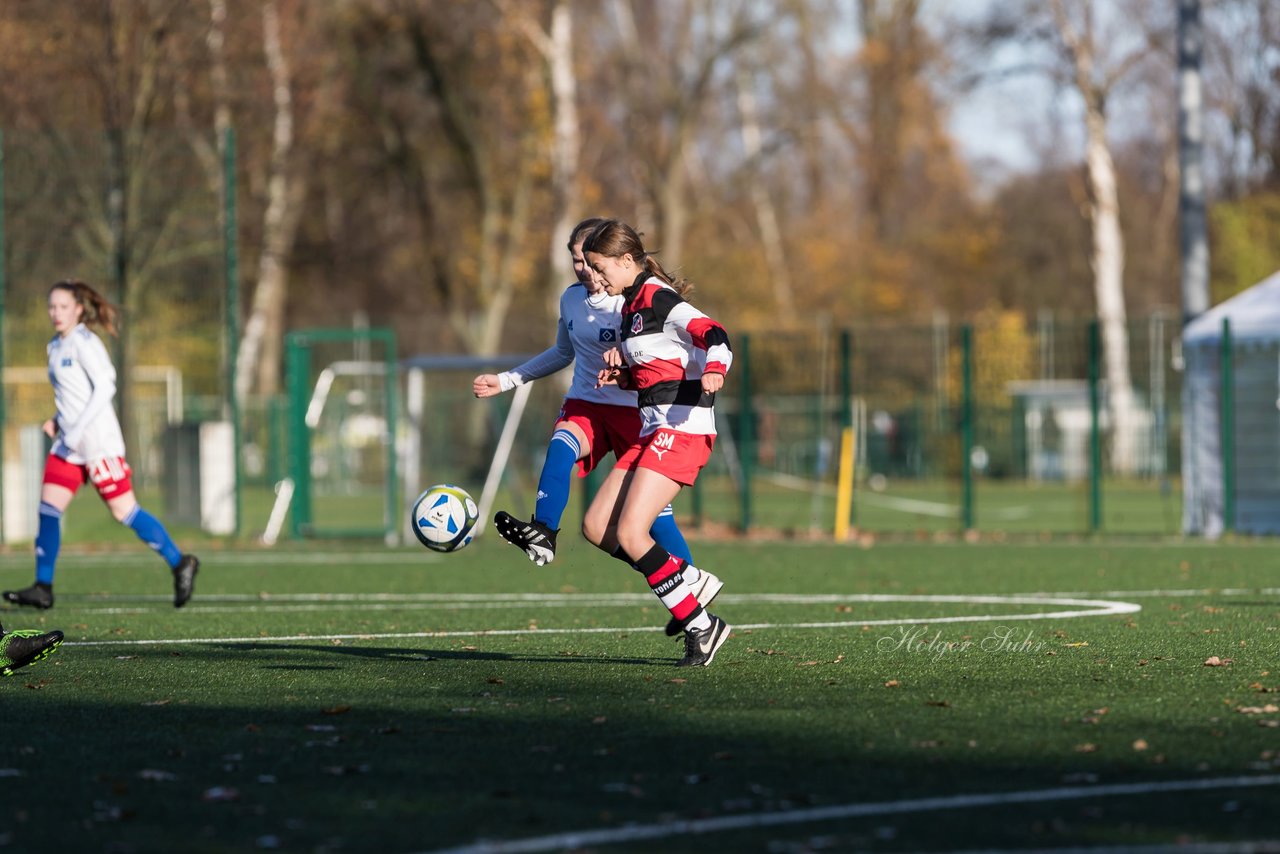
xmin=279 ymin=328 xmax=399 ymax=543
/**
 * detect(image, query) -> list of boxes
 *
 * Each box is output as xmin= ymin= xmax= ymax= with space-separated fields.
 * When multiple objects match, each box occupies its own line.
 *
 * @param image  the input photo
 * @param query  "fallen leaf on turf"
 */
xmin=138 ymin=770 xmax=177 ymax=782
xmin=115 ymin=655 xmax=137 ymax=661
xmin=202 ymin=786 xmax=240 ymax=802
xmin=1258 ymin=720 xmax=1280 ymax=728
xmin=669 ymin=679 xmax=687 ymax=685
xmin=1204 ymin=656 xmax=1233 ymax=667
xmin=141 ymin=699 xmax=171 ymax=706
xmin=925 ymin=700 xmax=950 ymax=708
xmin=487 ymin=677 xmax=505 ymax=685
xmin=1132 ymin=739 xmax=1149 ymax=751
xmin=1074 ymin=743 xmax=1098 ymax=753
xmin=797 ymin=661 xmax=819 ymax=667
xmin=592 ymin=716 xmax=607 ymax=724
xmin=1237 ymin=705 xmax=1280 ymax=715
xmin=1064 ymin=642 xmax=1089 ymax=648
xmin=884 ymin=680 xmax=901 ymax=688
xmin=321 ymin=705 xmax=352 ymax=716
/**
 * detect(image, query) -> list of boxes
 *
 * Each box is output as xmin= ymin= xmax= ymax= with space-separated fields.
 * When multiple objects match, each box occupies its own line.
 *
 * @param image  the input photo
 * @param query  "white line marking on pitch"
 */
xmin=421 ymin=774 xmax=1280 ymax=854
xmin=62 ymin=594 xmax=1138 ymax=647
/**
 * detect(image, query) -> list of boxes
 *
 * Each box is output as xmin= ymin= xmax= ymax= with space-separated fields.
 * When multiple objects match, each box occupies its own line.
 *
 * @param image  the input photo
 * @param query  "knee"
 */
xmin=581 ymin=516 xmax=603 ymax=547
xmin=111 ymin=505 xmax=133 ymax=524
xmin=616 ymin=525 xmax=649 ymax=560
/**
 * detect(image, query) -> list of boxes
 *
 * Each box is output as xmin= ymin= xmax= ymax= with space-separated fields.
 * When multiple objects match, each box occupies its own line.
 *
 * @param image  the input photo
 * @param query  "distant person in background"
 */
xmin=0 ymin=622 xmax=63 ymax=677
xmin=584 ymin=219 xmax=733 ymax=667
xmin=2 ymin=281 xmax=198 ymax=611
xmin=473 ymin=217 xmax=722 ymax=629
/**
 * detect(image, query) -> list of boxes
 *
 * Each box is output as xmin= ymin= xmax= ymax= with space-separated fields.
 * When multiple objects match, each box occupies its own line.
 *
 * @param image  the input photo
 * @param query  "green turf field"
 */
xmin=2 ymin=536 xmax=1278 ymax=852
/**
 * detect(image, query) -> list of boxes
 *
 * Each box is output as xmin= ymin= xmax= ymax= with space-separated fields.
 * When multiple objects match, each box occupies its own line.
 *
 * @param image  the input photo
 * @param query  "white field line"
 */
xmin=63 ymin=594 xmax=1139 ymax=647
xmin=422 ymin=774 xmax=1280 ymax=854
xmin=52 ymin=585 xmax=1259 ymax=605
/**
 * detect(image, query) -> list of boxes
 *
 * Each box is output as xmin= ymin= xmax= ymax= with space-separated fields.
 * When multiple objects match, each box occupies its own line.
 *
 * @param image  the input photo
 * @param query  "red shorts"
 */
xmin=556 ymin=400 xmax=644 ymax=476
xmin=43 ymin=453 xmax=134 ymax=501
xmin=636 ymin=430 xmax=715 ymax=487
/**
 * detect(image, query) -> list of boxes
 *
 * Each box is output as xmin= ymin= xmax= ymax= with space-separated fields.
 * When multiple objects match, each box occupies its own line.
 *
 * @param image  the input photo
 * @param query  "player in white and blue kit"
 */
xmin=2 ymin=281 xmax=198 ymax=611
xmin=473 ymin=219 xmax=722 ymax=629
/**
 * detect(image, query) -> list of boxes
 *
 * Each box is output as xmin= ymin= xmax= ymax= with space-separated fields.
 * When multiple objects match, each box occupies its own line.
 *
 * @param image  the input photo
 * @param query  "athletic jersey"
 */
xmin=47 ymin=323 xmax=126 ymax=464
xmin=618 ymin=274 xmax=732 ymax=437
xmin=497 ymin=283 xmax=635 ymax=407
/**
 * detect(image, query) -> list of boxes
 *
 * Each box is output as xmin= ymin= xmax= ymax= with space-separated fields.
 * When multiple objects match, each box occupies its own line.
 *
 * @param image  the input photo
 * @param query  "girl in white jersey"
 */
xmin=2 ymin=281 xmax=198 ymax=611
xmin=473 ymin=218 xmax=722 ymax=632
xmin=585 ymin=220 xmax=733 ymax=667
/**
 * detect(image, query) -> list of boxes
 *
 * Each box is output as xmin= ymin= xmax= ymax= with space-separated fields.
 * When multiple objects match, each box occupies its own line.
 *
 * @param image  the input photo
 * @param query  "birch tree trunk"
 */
xmin=1083 ymin=102 xmax=1137 ymax=473
xmin=1051 ymin=0 xmax=1138 ymax=474
xmin=509 ymin=0 xmax=580 ymax=320
xmin=235 ymin=0 xmax=305 ymax=401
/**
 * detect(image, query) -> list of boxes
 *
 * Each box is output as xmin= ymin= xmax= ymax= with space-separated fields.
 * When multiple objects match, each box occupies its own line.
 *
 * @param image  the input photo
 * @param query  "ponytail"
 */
xmin=582 ymin=219 xmax=693 ymax=297
xmin=51 ymin=280 xmax=120 ymax=337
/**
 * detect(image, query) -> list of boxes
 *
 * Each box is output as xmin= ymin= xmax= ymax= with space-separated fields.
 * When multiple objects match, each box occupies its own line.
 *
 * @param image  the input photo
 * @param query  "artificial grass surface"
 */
xmin=2 ymin=538 xmax=1278 ymax=852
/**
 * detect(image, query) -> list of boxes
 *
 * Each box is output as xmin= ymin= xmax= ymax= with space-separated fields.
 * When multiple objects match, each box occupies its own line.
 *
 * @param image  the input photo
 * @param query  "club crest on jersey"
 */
xmin=599 ymin=329 xmax=616 ymax=342
xmin=61 ymin=358 xmax=73 ymax=367
xmin=631 ymin=315 xmax=644 ymax=334
xmin=650 ymin=431 xmax=676 ymax=460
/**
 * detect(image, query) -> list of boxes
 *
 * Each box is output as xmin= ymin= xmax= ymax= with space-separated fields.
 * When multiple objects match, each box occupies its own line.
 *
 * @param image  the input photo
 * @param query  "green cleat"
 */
xmin=0 ymin=629 xmax=64 ymax=677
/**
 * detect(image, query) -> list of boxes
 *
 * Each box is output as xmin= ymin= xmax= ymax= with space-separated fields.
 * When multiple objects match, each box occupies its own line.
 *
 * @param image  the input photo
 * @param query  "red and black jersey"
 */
xmin=619 ymin=273 xmax=732 ymax=437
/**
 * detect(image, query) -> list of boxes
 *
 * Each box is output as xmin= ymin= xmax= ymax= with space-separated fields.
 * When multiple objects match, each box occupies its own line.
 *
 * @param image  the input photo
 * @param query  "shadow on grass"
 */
xmin=2 ymin=646 xmax=1277 ymax=853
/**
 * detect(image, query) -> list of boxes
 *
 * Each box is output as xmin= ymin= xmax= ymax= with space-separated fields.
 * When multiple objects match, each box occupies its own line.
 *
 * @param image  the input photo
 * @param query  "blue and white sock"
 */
xmin=534 ymin=429 xmax=581 ymax=530
xmin=123 ymin=505 xmax=183 ymax=569
xmin=34 ymin=502 xmax=63 ymax=585
xmin=649 ymin=504 xmax=694 ymax=568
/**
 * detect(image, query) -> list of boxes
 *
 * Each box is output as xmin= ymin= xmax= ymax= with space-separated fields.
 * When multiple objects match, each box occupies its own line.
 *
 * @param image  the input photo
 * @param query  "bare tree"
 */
xmin=234 ymin=0 xmax=308 ymax=401
xmin=501 ymin=0 xmax=582 ymax=317
xmin=965 ymin=0 xmax=1166 ymax=474
xmin=599 ymin=0 xmax=766 ymax=267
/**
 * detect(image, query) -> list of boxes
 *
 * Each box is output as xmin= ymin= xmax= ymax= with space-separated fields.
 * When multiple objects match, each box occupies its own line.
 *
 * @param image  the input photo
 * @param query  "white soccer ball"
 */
xmin=411 ymin=484 xmax=479 ymax=552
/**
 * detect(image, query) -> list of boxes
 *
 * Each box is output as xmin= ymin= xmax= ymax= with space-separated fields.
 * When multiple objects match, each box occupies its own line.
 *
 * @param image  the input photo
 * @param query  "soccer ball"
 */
xmin=411 ymin=484 xmax=479 ymax=552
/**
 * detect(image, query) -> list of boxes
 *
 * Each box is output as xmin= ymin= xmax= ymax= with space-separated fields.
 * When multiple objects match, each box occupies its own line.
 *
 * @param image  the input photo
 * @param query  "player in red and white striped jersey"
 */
xmin=473 ymin=220 xmax=723 ymax=629
xmin=582 ymin=220 xmax=733 ymax=667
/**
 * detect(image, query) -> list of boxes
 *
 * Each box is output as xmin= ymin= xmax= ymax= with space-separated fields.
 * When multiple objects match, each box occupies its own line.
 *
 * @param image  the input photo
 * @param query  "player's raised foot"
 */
xmin=173 ymin=554 xmax=199 ymax=608
xmin=676 ymin=614 xmax=730 ymax=667
xmin=0 ymin=629 xmax=64 ymax=677
xmin=665 ymin=569 xmax=724 ymax=636
xmin=493 ymin=512 xmax=558 ymax=566
xmin=2 ymin=583 xmax=54 ymax=610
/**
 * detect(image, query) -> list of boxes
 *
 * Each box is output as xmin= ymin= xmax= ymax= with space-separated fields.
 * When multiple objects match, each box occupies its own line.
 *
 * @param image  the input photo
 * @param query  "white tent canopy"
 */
xmin=1182 ymin=270 xmax=1280 ymax=537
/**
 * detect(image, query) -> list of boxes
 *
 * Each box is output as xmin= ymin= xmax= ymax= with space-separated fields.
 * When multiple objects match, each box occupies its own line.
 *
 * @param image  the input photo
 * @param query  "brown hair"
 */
xmin=50 ymin=280 xmax=120 ymax=337
xmin=581 ymin=219 xmax=692 ymax=297
xmin=567 ymin=217 xmax=607 ymax=251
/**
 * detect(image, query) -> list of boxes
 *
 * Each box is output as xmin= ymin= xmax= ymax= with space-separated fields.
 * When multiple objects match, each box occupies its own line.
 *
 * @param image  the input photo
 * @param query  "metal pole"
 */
xmin=739 ymin=334 xmax=753 ymax=532
xmin=1088 ymin=321 xmax=1103 ymax=532
xmin=960 ymin=325 xmax=974 ymax=531
xmin=1220 ymin=318 xmax=1234 ymax=533
xmin=840 ymin=329 xmax=854 ymax=527
xmin=0 ymin=130 xmax=6 ymax=543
